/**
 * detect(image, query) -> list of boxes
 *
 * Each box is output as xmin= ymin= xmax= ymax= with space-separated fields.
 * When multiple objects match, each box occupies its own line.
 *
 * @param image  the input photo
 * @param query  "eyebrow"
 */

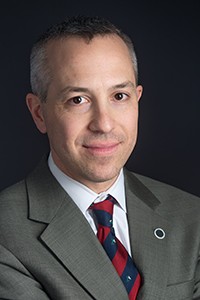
xmin=112 ymin=81 xmax=135 ymax=90
xmin=60 ymin=86 xmax=90 ymax=95
xmin=59 ymin=80 xmax=136 ymax=97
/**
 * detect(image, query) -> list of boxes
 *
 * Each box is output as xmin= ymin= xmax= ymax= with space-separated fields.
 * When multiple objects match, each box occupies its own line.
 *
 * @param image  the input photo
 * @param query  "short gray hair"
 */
xmin=30 ymin=16 xmax=138 ymax=102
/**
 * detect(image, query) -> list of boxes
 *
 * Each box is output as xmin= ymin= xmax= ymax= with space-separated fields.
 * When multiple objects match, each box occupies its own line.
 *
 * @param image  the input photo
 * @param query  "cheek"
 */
xmin=54 ymin=116 xmax=84 ymax=147
xmin=124 ymin=109 xmax=139 ymax=137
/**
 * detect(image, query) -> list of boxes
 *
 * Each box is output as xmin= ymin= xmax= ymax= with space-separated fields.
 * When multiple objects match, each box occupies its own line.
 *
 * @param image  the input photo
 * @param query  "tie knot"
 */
xmin=90 ymin=194 xmax=115 ymax=228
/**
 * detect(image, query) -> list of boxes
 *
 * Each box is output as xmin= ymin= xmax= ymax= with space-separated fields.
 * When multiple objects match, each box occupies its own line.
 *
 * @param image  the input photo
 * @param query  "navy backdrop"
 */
xmin=1 ymin=1 xmax=200 ymax=196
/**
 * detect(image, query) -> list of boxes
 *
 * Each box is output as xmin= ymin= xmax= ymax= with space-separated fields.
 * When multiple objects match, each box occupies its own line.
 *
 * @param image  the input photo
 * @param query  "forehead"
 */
xmin=46 ymin=34 xmax=131 ymax=64
xmin=45 ymin=35 xmax=135 ymax=85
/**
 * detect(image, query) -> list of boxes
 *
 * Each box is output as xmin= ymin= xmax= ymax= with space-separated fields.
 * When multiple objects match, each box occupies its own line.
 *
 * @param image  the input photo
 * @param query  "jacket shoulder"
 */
xmin=0 ymin=180 xmax=27 ymax=221
xmin=0 ymin=180 xmax=27 ymax=201
xmin=126 ymin=170 xmax=200 ymax=214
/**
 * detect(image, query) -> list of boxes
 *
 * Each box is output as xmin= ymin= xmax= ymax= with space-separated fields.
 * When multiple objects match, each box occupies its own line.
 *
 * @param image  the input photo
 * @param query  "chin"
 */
xmin=86 ymin=168 xmax=121 ymax=183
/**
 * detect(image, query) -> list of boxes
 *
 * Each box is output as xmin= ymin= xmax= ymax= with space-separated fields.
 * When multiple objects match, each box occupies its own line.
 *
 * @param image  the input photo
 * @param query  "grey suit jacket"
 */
xmin=0 ymin=157 xmax=200 ymax=300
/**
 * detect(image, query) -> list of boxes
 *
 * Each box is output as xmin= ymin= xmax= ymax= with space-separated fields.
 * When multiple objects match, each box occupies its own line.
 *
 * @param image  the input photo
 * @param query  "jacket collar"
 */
xmin=26 ymin=157 xmax=129 ymax=300
xmin=125 ymin=170 xmax=171 ymax=299
xmin=26 ymin=158 xmax=171 ymax=299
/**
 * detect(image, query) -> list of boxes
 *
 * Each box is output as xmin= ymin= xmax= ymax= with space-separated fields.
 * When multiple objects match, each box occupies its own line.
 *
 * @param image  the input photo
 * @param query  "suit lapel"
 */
xmin=27 ymin=158 xmax=171 ymax=299
xmin=26 ymin=158 xmax=129 ymax=300
xmin=125 ymin=171 xmax=171 ymax=300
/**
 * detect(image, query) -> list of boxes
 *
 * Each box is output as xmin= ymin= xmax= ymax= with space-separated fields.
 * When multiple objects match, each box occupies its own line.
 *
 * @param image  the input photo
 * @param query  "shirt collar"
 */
xmin=48 ymin=153 xmax=126 ymax=214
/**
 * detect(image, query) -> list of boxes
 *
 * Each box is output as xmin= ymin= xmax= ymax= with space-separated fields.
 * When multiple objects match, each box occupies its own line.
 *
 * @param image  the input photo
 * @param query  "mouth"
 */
xmin=83 ymin=142 xmax=120 ymax=156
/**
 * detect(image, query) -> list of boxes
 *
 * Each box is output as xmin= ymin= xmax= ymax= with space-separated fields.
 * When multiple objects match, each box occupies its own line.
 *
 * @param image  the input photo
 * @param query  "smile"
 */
xmin=83 ymin=143 xmax=120 ymax=156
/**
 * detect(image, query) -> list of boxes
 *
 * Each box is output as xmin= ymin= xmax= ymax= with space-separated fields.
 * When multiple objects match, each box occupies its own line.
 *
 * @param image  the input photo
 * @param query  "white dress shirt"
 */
xmin=48 ymin=153 xmax=132 ymax=256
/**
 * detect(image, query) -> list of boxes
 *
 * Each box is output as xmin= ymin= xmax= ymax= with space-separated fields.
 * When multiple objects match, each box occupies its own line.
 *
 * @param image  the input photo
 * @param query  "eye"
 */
xmin=114 ymin=93 xmax=128 ymax=101
xmin=69 ymin=96 xmax=88 ymax=105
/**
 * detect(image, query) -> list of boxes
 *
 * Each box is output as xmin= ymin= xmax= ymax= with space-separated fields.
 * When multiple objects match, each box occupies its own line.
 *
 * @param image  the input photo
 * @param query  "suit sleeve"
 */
xmin=193 ymin=249 xmax=200 ymax=299
xmin=0 ymin=245 xmax=51 ymax=300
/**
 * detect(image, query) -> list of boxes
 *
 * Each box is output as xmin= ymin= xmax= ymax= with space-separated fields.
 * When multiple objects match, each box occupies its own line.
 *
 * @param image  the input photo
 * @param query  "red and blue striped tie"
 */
xmin=90 ymin=194 xmax=141 ymax=299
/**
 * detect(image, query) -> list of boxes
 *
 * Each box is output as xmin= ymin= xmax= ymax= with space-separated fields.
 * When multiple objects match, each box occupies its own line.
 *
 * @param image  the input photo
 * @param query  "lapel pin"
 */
xmin=154 ymin=228 xmax=165 ymax=239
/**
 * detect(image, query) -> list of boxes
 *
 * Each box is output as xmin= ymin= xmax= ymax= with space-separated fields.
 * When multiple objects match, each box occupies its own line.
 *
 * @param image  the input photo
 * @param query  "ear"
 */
xmin=26 ymin=93 xmax=47 ymax=134
xmin=136 ymin=85 xmax=143 ymax=102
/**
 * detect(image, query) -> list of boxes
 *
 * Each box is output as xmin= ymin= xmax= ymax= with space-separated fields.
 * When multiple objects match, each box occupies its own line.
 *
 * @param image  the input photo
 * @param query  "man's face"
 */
xmin=27 ymin=35 xmax=142 ymax=192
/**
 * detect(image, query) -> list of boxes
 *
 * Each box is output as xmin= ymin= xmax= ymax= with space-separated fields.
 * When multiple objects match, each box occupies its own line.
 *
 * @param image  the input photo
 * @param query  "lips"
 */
xmin=83 ymin=142 xmax=120 ymax=155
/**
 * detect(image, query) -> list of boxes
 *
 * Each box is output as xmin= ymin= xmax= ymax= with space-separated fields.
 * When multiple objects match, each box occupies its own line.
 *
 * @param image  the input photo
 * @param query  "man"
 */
xmin=0 ymin=16 xmax=200 ymax=300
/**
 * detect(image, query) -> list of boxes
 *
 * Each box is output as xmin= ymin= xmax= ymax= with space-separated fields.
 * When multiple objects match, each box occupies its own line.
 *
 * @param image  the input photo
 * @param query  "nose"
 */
xmin=88 ymin=102 xmax=115 ymax=133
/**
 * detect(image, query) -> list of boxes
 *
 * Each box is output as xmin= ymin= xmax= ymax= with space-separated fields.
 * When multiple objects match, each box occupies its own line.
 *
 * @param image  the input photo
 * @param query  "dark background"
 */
xmin=1 ymin=1 xmax=200 ymax=196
